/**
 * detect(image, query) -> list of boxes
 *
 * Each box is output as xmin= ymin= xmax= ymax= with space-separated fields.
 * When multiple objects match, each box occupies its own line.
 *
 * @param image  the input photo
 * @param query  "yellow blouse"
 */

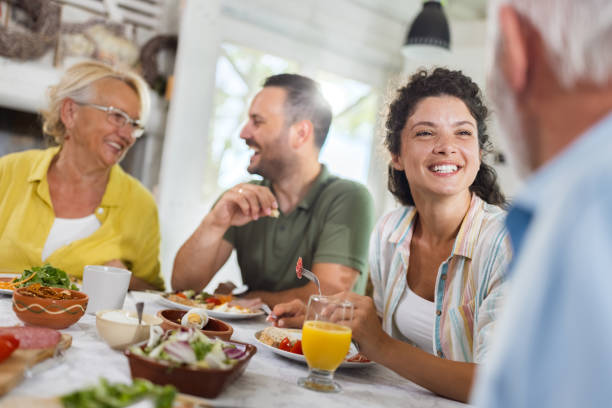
xmin=0 ymin=147 xmax=164 ymax=289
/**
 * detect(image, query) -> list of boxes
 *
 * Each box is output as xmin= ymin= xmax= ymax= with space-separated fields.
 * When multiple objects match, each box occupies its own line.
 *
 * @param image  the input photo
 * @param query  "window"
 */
xmin=204 ymin=42 xmax=379 ymax=206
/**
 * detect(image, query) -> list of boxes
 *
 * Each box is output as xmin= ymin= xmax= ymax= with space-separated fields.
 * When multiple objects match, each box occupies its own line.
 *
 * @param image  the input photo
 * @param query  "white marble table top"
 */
xmin=0 ymin=291 xmax=469 ymax=407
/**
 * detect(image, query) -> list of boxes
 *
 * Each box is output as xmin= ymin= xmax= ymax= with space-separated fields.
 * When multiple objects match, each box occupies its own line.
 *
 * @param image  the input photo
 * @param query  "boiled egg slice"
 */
xmin=181 ymin=308 xmax=209 ymax=329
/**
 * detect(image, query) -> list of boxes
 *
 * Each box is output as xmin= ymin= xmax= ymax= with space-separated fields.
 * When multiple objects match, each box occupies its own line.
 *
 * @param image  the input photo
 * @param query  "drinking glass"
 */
xmin=298 ymin=295 xmax=353 ymax=393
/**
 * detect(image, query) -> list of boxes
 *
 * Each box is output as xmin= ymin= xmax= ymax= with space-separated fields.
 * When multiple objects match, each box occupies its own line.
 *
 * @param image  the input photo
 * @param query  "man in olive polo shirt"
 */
xmin=172 ymin=73 xmax=374 ymax=307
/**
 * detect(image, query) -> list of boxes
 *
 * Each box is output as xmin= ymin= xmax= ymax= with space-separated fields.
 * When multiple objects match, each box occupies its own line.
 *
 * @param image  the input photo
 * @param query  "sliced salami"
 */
xmin=0 ymin=326 xmax=61 ymax=349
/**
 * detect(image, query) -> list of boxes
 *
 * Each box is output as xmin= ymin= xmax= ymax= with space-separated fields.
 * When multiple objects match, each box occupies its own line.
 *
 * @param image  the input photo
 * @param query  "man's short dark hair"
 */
xmin=263 ymin=74 xmax=332 ymax=149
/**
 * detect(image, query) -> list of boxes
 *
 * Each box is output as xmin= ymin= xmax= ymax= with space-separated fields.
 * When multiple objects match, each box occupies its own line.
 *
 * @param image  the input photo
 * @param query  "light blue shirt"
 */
xmin=471 ymin=111 xmax=612 ymax=407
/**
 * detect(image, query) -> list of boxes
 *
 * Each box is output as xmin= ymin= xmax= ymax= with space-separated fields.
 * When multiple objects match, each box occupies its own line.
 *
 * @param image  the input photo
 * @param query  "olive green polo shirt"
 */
xmin=223 ymin=165 xmax=374 ymax=294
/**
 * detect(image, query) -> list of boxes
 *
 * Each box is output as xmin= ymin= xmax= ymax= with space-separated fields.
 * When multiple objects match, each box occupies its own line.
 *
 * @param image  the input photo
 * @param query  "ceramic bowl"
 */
xmin=12 ymin=287 xmax=88 ymax=329
xmin=96 ymin=309 xmax=163 ymax=349
xmin=124 ymin=339 xmax=256 ymax=398
xmin=156 ymin=309 xmax=234 ymax=340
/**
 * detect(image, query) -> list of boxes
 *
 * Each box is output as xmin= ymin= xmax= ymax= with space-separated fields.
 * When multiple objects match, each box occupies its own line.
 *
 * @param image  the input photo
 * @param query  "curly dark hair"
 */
xmin=384 ymin=68 xmax=506 ymax=207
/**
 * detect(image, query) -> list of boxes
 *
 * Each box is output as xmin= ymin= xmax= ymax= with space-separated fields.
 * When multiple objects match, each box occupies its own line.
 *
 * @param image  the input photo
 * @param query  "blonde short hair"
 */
xmin=41 ymin=60 xmax=150 ymax=144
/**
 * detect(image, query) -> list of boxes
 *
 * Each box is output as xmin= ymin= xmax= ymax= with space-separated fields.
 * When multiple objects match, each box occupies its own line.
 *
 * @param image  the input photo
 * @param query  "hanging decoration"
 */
xmin=139 ymin=35 xmax=178 ymax=96
xmin=0 ymin=0 xmax=61 ymax=60
xmin=58 ymin=19 xmax=139 ymax=67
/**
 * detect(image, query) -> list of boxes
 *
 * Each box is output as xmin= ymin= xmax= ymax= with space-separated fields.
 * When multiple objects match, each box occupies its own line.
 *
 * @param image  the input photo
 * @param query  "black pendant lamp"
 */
xmin=404 ymin=1 xmax=450 ymax=50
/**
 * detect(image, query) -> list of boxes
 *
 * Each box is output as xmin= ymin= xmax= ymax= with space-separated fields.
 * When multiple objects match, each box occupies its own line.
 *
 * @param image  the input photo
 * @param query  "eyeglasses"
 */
xmin=75 ymin=102 xmax=145 ymax=138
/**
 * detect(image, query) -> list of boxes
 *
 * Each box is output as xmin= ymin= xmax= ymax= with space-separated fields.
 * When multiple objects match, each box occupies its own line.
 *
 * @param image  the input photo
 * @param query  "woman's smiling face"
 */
xmin=67 ymin=78 xmax=141 ymax=169
xmin=391 ymin=95 xmax=481 ymax=203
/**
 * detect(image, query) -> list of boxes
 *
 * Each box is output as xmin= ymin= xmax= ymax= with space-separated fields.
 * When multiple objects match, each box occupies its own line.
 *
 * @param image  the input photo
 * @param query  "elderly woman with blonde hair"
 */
xmin=0 ymin=60 xmax=164 ymax=290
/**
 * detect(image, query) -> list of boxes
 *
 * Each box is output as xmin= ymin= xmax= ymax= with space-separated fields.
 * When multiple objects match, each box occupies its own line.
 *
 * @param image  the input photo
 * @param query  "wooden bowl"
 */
xmin=156 ymin=309 xmax=233 ymax=340
xmin=12 ymin=287 xmax=88 ymax=330
xmin=124 ymin=339 xmax=256 ymax=398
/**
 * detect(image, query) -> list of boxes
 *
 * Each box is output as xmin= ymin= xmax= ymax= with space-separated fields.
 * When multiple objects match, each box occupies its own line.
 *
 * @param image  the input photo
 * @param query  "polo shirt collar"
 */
xmin=297 ymin=164 xmax=332 ymax=211
xmin=27 ymin=146 xmax=60 ymax=183
xmin=388 ymin=193 xmax=485 ymax=260
xmin=99 ymin=165 xmax=123 ymax=207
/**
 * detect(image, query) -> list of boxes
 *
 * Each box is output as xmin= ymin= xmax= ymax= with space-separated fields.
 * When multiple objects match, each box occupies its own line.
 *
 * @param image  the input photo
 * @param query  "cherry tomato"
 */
xmin=296 ymin=257 xmax=303 ymax=279
xmin=205 ymin=297 xmax=222 ymax=306
xmin=278 ymin=337 xmax=292 ymax=352
xmin=0 ymin=334 xmax=19 ymax=363
xmin=290 ymin=340 xmax=302 ymax=355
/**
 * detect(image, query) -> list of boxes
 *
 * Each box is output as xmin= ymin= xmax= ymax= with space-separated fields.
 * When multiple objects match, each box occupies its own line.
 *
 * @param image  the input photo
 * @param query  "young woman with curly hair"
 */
xmin=272 ymin=68 xmax=512 ymax=402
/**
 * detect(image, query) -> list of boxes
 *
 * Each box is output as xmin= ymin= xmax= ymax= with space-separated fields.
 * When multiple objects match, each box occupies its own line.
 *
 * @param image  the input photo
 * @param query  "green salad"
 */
xmin=18 ymin=264 xmax=78 ymax=290
xmin=61 ymin=378 xmax=176 ymax=408
xmin=130 ymin=327 xmax=249 ymax=369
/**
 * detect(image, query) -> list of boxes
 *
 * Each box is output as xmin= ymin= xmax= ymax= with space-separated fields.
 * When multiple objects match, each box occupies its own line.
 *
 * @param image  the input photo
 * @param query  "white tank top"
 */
xmin=41 ymin=215 xmax=101 ymax=261
xmin=393 ymin=284 xmax=436 ymax=354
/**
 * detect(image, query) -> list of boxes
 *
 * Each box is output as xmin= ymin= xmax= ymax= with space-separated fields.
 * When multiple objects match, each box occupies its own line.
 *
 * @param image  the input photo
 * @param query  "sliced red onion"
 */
xmin=164 ymin=340 xmax=196 ymax=364
xmin=224 ymin=344 xmax=247 ymax=360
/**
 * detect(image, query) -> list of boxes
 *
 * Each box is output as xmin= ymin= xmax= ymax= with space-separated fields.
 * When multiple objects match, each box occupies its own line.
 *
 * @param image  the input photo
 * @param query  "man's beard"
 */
xmin=489 ymin=54 xmax=533 ymax=178
xmin=247 ymin=155 xmax=286 ymax=180
xmin=245 ymin=133 xmax=290 ymax=181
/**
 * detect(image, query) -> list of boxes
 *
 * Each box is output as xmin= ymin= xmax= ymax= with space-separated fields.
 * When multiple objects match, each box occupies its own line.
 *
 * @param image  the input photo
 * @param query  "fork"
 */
xmin=260 ymin=303 xmax=277 ymax=321
xmin=299 ymin=266 xmax=321 ymax=296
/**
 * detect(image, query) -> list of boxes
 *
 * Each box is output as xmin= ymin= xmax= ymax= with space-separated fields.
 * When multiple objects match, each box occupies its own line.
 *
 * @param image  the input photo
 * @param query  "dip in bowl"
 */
xmin=96 ymin=309 xmax=162 ymax=349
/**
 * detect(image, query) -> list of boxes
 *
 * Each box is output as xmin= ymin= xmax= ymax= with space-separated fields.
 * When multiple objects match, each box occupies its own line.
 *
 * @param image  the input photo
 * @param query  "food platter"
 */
xmin=254 ymin=329 xmax=374 ymax=368
xmin=156 ymin=295 xmax=265 ymax=320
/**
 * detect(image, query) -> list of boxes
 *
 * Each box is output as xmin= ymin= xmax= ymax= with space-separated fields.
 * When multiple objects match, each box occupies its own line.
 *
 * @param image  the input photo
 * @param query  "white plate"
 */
xmin=254 ymin=329 xmax=374 ymax=368
xmin=232 ymin=284 xmax=249 ymax=295
xmin=156 ymin=295 xmax=265 ymax=320
xmin=0 ymin=274 xmax=19 ymax=295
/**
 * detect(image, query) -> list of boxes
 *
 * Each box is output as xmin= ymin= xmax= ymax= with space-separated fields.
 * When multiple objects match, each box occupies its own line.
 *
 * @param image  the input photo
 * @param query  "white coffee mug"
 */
xmin=82 ymin=265 xmax=132 ymax=314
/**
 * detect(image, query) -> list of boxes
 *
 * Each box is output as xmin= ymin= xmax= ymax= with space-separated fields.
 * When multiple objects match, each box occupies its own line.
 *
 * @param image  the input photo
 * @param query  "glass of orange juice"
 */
xmin=298 ymin=295 xmax=353 ymax=393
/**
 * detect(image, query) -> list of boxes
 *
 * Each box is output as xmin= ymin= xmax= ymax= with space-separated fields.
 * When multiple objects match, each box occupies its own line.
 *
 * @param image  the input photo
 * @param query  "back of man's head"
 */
xmin=263 ymin=74 xmax=332 ymax=149
xmin=491 ymin=0 xmax=612 ymax=88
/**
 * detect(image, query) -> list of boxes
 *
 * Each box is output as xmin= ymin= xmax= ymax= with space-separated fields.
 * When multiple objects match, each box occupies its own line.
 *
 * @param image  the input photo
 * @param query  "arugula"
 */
xmin=18 ymin=264 xmax=78 ymax=290
xmin=61 ymin=378 xmax=176 ymax=408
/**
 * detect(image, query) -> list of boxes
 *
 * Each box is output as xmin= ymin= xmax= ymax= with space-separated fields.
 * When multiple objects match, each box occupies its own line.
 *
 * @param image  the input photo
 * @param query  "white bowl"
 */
xmin=96 ymin=309 xmax=162 ymax=350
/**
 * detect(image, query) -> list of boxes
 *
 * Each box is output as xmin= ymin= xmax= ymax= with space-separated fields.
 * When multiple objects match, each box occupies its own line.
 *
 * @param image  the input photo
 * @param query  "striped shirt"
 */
xmin=370 ymin=194 xmax=512 ymax=363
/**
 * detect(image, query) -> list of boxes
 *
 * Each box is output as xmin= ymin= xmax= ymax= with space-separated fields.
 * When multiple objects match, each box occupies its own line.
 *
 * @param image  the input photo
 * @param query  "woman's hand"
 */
xmin=271 ymin=299 xmax=306 ymax=328
xmin=331 ymin=292 xmax=389 ymax=360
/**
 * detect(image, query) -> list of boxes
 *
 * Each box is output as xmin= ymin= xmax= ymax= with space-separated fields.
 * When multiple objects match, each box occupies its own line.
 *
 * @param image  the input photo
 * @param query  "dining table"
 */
xmin=0 ymin=291 xmax=470 ymax=407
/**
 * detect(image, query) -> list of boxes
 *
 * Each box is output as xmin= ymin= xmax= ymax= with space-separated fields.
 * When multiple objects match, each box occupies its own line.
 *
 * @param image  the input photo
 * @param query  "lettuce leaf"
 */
xmin=18 ymin=264 xmax=79 ymax=290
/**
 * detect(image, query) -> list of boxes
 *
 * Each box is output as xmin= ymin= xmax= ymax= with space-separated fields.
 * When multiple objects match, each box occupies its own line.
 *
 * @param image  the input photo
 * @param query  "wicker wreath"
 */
xmin=0 ymin=0 xmax=61 ymax=60
xmin=139 ymin=34 xmax=178 ymax=93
